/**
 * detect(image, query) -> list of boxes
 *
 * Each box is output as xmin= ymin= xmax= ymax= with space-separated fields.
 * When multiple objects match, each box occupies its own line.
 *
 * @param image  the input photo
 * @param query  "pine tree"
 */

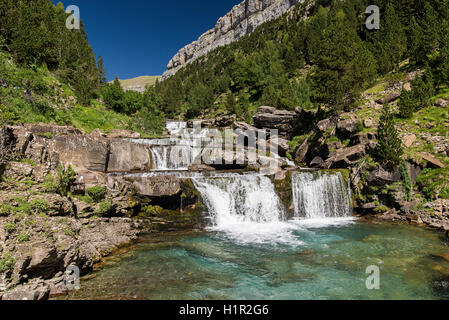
xmin=375 ymin=104 xmax=404 ymax=167
xmin=97 ymin=56 xmax=107 ymax=85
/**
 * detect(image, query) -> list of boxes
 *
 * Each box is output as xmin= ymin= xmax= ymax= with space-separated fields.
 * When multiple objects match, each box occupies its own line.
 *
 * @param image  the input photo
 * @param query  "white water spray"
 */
xmin=292 ymin=171 xmax=352 ymax=219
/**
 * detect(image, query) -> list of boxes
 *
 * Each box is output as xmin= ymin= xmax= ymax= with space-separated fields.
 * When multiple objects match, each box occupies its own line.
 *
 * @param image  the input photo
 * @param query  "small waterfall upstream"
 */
xmin=292 ymin=171 xmax=352 ymax=220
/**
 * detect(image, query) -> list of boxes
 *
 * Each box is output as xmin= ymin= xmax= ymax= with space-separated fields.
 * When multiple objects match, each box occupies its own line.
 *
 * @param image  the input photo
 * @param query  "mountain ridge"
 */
xmin=161 ymin=0 xmax=302 ymax=80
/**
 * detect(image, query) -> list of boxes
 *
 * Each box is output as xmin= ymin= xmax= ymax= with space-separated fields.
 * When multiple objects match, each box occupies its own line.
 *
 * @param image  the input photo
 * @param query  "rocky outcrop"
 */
xmin=108 ymin=140 xmax=152 ymax=173
xmin=253 ymin=106 xmax=297 ymax=138
xmin=162 ymin=0 xmax=302 ymax=79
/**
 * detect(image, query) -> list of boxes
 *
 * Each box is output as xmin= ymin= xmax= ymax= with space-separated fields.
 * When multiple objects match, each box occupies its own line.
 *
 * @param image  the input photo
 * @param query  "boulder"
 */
xmin=367 ymin=166 xmax=401 ymax=186
xmin=364 ymin=118 xmax=374 ymax=128
xmin=126 ymin=176 xmax=182 ymax=197
xmin=403 ymin=82 xmax=412 ymax=92
xmin=418 ymin=152 xmax=446 ymax=169
xmin=317 ymin=119 xmax=331 ymax=132
xmin=1 ymin=283 xmax=50 ymax=301
xmin=295 ymin=139 xmax=309 ymax=163
xmin=268 ymin=137 xmax=290 ymax=155
xmin=188 ymin=164 xmax=216 ymax=172
xmin=214 ymin=114 xmax=236 ymax=127
xmin=325 ymin=144 xmax=366 ymax=168
xmin=435 ymin=99 xmax=449 ymax=108
xmin=310 ymin=156 xmax=325 ymax=167
xmin=337 ymin=113 xmax=359 ymax=135
xmin=107 ymin=140 xmax=152 ymax=172
xmin=402 ymin=134 xmax=417 ymax=148
xmin=376 ymin=91 xmax=401 ymax=104
xmin=106 ymin=130 xmax=141 ymax=139
xmin=253 ymin=106 xmax=297 ymax=138
xmin=49 ymin=135 xmax=109 ymax=172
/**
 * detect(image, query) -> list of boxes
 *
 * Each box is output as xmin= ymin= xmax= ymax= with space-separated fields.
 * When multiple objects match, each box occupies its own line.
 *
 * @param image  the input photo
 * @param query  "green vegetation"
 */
xmin=399 ymin=161 xmax=413 ymax=201
xmin=374 ymin=105 xmax=404 ymax=167
xmin=4 ymin=221 xmax=16 ymax=233
xmin=416 ymin=168 xmax=449 ymax=200
xmin=57 ymin=165 xmax=76 ymax=196
xmin=398 ymin=72 xmax=435 ymax=118
xmin=96 ymin=201 xmax=113 ymax=216
xmin=86 ymin=185 xmax=107 ymax=202
xmin=17 ymin=232 xmax=30 ymax=243
xmin=155 ymin=0 xmax=449 ymax=120
xmin=42 ymin=173 xmax=58 ymax=193
xmin=0 ymin=253 xmax=15 ymax=273
xmin=30 ymin=199 xmax=50 ymax=214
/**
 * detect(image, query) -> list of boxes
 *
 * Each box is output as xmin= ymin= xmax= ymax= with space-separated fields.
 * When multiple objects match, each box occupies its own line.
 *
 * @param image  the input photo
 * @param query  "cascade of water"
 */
xmin=292 ymin=171 xmax=352 ymax=219
xmin=193 ymin=175 xmax=285 ymax=226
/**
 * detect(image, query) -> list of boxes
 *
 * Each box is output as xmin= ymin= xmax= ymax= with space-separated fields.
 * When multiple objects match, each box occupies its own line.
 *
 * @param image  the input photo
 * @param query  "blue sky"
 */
xmin=54 ymin=0 xmax=241 ymax=81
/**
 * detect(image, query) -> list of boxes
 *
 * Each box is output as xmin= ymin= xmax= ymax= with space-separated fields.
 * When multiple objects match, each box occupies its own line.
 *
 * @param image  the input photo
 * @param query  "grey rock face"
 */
xmin=162 ymin=0 xmax=302 ymax=80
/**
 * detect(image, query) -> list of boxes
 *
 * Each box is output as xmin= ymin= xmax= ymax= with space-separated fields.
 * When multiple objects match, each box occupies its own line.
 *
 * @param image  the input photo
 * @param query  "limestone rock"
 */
xmin=1 ymin=283 xmax=49 ymax=300
xmin=402 ymin=134 xmax=417 ymax=148
xmin=435 ymin=99 xmax=449 ymax=108
xmin=162 ymin=0 xmax=301 ymax=79
xmin=108 ymin=140 xmax=152 ymax=172
xmin=367 ymin=166 xmax=401 ymax=186
xmin=376 ymin=91 xmax=401 ymax=104
xmin=107 ymin=130 xmax=141 ymax=139
xmin=253 ymin=106 xmax=297 ymax=138
xmin=294 ymin=138 xmax=309 ymax=163
xmin=49 ymin=135 xmax=109 ymax=172
xmin=317 ymin=119 xmax=331 ymax=132
xmin=337 ymin=113 xmax=359 ymax=135
xmin=126 ymin=176 xmax=182 ymax=197
xmin=324 ymin=144 xmax=366 ymax=168
xmin=418 ymin=152 xmax=446 ymax=169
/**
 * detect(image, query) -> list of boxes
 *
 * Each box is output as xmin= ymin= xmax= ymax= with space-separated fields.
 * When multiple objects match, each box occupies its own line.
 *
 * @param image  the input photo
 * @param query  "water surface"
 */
xmin=64 ymin=219 xmax=449 ymax=300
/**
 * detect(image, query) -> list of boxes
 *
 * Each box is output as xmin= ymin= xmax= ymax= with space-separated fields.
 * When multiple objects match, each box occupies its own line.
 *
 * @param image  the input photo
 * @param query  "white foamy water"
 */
xmin=292 ymin=171 xmax=353 ymax=220
xmin=193 ymin=175 xmax=305 ymax=245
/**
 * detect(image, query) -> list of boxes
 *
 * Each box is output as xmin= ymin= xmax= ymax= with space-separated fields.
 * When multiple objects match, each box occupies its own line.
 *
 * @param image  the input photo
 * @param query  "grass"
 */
xmin=0 ymin=50 xmax=161 ymax=137
xmin=117 ymin=76 xmax=161 ymax=89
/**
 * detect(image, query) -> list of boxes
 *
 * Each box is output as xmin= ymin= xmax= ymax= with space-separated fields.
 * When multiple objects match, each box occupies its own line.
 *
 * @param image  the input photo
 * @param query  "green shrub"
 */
xmin=30 ymin=199 xmax=50 ymax=214
xmin=86 ymin=185 xmax=107 ymax=202
xmin=57 ymin=165 xmax=77 ymax=196
xmin=42 ymin=173 xmax=58 ymax=193
xmin=416 ymin=168 xmax=449 ymax=200
xmin=0 ymin=253 xmax=15 ymax=273
xmin=440 ymin=187 xmax=449 ymax=200
xmin=64 ymin=226 xmax=74 ymax=237
xmin=399 ymin=161 xmax=413 ymax=201
xmin=4 ymin=221 xmax=16 ymax=233
xmin=17 ymin=233 xmax=30 ymax=243
xmin=96 ymin=201 xmax=113 ymax=216
xmin=0 ymin=203 xmax=14 ymax=216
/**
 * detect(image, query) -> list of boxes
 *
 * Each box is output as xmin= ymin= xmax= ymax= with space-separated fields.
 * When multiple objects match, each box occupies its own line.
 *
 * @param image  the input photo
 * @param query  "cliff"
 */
xmin=161 ymin=0 xmax=302 ymax=80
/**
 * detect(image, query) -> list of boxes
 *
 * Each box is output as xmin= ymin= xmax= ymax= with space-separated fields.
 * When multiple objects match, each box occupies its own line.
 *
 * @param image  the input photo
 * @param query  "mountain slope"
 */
xmin=162 ymin=0 xmax=303 ymax=80
xmin=117 ymin=76 xmax=161 ymax=92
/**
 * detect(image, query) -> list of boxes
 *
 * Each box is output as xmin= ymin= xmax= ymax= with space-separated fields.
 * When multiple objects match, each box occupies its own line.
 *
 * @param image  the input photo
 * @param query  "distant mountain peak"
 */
xmin=162 ymin=0 xmax=302 ymax=80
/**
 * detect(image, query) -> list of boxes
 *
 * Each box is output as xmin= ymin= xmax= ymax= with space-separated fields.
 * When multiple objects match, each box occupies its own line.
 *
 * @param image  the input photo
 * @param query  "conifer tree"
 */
xmin=97 ymin=56 xmax=107 ymax=85
xmin=375 ymin=104 xmax=404 ymax=167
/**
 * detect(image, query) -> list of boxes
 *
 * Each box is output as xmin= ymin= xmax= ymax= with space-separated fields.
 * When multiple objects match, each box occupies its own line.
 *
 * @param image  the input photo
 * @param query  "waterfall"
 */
xmin=193 ymin=174 xmax=285 ymax=225
xmin=292 ymin=171 xmax=352 ymax=219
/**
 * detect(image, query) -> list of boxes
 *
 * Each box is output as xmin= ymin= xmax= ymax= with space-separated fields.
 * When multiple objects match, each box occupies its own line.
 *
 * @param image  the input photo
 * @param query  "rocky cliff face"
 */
xmin=162 ymin=0 xmax=302 ymax=80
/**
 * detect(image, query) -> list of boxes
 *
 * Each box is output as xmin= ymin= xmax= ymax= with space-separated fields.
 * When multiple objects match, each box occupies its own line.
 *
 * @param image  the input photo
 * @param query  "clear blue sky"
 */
xmin=54 ymin=0 xmax=241 ymax=81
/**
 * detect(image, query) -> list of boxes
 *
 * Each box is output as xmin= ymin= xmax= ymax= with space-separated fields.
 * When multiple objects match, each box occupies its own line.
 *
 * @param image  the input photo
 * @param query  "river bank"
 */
xmin=0 ymin=115 xmax=448 ymax=300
